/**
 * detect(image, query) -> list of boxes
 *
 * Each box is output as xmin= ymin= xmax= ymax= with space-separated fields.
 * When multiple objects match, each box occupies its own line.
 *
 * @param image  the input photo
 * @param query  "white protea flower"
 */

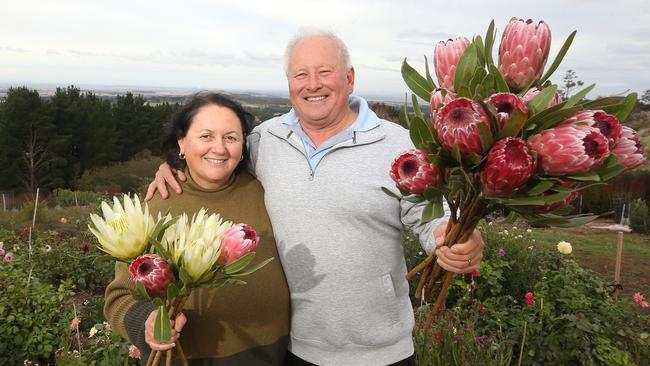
xmin=89 ymin=195 xmax=156 ymax=261
xmin=163 ymin=209 xmax=232 ymax=284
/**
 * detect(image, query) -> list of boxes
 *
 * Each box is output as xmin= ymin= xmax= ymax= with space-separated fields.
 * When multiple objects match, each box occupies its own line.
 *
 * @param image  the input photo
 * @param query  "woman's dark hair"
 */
xmin=161 ymin=92 xmax=254 ymax=175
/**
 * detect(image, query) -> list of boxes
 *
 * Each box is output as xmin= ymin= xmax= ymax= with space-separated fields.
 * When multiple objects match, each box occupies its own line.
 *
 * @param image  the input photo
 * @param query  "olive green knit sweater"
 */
xmin=104 ymin=171 xmax=290 ymax=365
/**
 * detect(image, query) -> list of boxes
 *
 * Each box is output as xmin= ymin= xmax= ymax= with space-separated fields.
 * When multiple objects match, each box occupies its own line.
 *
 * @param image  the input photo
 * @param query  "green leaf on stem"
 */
xmin=166 ymin=282 xmax=180 ymax=300
xmin=527 ymin=84 xmax=558 ymax=116
xmin=402 ymin=58 xmax=434 ymax=102
xmin=474 ymin=35 xmax=486 ymax=67
xmin=452 ymin=143 xmax=462 ymax=164
xmin=566 ymin=171 xmax=601 ymax=182
xmin=484 ymin=20 xmax=495 ymax=68
xmin=412 ymin=94 xmax=424 ymax=119
xmin=424 ymin=55 xmax=435 ymax=87
xmin=612 ymin=93 xmax=637 ymax=122
xmin=205 ymin=278 xmax=248 ymax=288
xmin=498 ymin=108 xmax=527 ymax=139
xmin=454 ymin=43 xmax=479 ymax=94
xmin=224 ymin=252 xmax=256 ymax=275
xmin=488 ymin=64 xmax=509 ymax=93
xmin=469 ymin=68 xmax=488 ymax=98
xmin=382 ymin=187 xmax=402 ymax=199
xmin=154 ymin=304 xmax=171 ymax=343
xmin=525 ymin=180 xmax=555 ymax=196
xmin=565 ymin=84 xmax=595 ymax=107
xmin=230 ymin=257 xmax=275 ymax=277
xmin=592 ymin=154 xmax=626 ymax=181
xmin=477 ymin=122 xmax=494 ymax=154
xmin=134 ymin=281 xmax=151 ymax=301
xmin=539 ymin=30 xmax=577 ymax=84
xmin=409 ymin=116 xmax=433 ymax=150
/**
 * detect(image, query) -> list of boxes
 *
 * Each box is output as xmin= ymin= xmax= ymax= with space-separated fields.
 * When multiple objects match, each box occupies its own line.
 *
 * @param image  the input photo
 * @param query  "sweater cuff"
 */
xmin=124 ymin=300 xmax=156 ymax=352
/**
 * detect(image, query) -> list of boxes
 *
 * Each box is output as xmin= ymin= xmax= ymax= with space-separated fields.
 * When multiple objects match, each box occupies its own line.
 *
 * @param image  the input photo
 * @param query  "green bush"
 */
xmin=630 ymin=198 xmax=648 ymax=233
xmin=0 ymin=261 xmax=74 ymax=365
xmin=54 ymin=188 xmax=103 ymax=207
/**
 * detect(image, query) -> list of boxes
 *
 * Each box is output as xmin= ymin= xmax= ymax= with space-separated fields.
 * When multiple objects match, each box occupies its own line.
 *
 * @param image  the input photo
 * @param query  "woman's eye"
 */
xmin=225 ymin=135 xmax=239 ymax=142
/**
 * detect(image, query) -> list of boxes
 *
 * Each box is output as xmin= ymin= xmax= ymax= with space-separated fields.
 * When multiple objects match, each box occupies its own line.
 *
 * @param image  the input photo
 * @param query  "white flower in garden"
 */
xmin=526 ymin=229 xmax=532 ymax=233
xmin=44 ymin=245 xmax=52 ymax=253
xmin=60 ymin=217 xmax=68 ymax=224
xmin=89 ymin=326 xmax=98 ymax=337
xmin=557 ymin=241 xmax=572 ymax=255
xmin=162 ymin=209 xmax=232 ymax=283
xmin=88 ymin=195 xmax=156 ymax=261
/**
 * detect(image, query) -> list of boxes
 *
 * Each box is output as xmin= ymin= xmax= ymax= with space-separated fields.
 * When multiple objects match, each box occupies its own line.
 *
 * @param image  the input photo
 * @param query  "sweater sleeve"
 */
xmin=103 ymin=262 xmax=156 ymax=349
xmin=400 ymin=198 xmax=451 ymax=255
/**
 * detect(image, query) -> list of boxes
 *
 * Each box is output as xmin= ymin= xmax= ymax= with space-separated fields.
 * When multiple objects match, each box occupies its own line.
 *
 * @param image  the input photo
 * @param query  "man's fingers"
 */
xmin=173 ymin=313 xmax=187 ymax=332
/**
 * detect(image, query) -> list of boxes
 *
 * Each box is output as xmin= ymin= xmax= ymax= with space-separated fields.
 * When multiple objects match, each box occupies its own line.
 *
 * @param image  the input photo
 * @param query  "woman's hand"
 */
xmin=144 ymin=309 xmax=187 ymax=351
xmin=433 ymin=221 xmax=484 ymax=273
xmin=144 ymin=163 xmax=187 ymax=201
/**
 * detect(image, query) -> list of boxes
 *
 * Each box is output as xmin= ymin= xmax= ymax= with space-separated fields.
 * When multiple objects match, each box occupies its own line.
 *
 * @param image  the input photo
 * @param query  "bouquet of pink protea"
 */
xmin=89 ymin=195 xmax=270 ymax=366
xmin=392 ymin=18 xmax=646 ymax=328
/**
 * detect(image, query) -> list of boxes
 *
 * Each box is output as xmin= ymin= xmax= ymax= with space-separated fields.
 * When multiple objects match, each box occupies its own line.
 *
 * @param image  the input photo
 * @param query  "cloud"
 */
xmin=0 ymin=46 xmax=30 ymax=53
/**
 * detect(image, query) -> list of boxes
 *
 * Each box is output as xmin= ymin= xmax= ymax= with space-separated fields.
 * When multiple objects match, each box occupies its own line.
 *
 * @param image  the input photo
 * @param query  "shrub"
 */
xmin=630 ymin=198 xmax=648 ymax=233
xmin=54 ymin=188 xmax=103 ymax=207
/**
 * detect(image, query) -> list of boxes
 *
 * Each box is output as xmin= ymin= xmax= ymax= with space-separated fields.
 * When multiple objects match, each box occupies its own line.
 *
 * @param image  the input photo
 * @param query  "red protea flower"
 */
xmin=129 ymin=254 xmax=176 ymax=298
xmin=612 ymin=126 xmax=646 ymax=171
xmin=218 ymin=224 xmax=260 ymax=266
xmin=498 ymin=19 xmax=551 ymax=91
xmin=527 ymin=125 xmax=609 ymax=175
xmin=485 ymin=92 xmax=528 ymax=132
xmin=434 ymin=37 xmax=470 ymax=91
xmin=390 ymin=149 xmax=442 ymax=194
xmin=479 ymin=137 xmax=535 ymax=196
xmin=558 ymin=110 xmax=622 ymax=148
xmin=522 ymin=87 xmax=562 ymax=108
xmin=434 ymin=97 xmax=492 ymax=156
xmin=524 ymin=291 xmax=536 ymax=306
xmin=430 ymin=87 xmax=455 ymax=115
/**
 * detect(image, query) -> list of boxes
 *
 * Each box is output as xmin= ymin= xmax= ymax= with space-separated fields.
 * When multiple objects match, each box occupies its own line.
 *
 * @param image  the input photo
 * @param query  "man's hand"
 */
xmin=144 ymin=309 xmax=187 ymax=351
xmin=433 ymin=221 xmax=484 ymax=273
xmin=144 ymin=163 xmax=186 ymax=202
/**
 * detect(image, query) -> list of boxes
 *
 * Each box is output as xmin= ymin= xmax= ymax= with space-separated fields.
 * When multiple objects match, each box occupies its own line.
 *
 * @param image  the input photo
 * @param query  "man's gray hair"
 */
xmin=283 ymin=28 xmax=352 ymax=75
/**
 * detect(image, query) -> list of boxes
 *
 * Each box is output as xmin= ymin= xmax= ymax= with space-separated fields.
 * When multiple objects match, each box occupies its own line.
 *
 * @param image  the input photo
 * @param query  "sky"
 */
xmin=1 ymin=0 xmax=649 ymax=101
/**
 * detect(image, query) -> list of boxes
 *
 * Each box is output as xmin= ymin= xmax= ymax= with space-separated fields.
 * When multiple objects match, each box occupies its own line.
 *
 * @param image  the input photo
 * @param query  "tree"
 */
xmin=561 ymin=69 xmax=584 ymax=99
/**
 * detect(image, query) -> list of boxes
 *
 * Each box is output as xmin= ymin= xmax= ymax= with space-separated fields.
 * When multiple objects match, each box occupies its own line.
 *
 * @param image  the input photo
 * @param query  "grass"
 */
xmin=528 ymin=223 xmax=650 ymax=297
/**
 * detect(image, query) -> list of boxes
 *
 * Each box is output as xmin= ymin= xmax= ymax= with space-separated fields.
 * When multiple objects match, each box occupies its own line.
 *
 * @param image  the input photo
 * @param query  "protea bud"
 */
xmin=485 ymin=92 xmax=528 ymax=131
xmin=479 ymin=137 xmax=535 ymax=196
xmin=434 ymin=97 xmax=492 ymax=156
xmin=390 ymin=149 xmax=442 ymax=194
xmin=612 ymin=126 xmax=646 ymax=171
xmin=434 ymin=37 xmax=470 ymax=91
xmin=528 ymin=125 xmax=609 ymax=175
xmin=558 ymin=110 xmax=622 ymax=148
xmin=129 ymin=254 xmax=175 ymax=298
xmin=218 ymin=224 xmax=260 ymax=266
xmin=498 ymin=19 xmax=551 ymax=91
xmin=430 ymin=88 xmax=455 ymax=116
xmin=522 ymin=87 xmax=563 ymax=108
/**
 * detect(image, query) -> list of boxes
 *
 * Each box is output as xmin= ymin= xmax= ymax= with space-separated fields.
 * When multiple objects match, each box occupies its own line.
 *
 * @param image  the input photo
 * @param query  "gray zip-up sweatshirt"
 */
xmin=249 ymin=97 xmax=447 ymax=365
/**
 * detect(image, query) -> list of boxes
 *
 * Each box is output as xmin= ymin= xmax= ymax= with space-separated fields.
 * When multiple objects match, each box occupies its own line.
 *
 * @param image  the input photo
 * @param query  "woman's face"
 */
xmin=178 ymin=104 xmax=244 ymax=190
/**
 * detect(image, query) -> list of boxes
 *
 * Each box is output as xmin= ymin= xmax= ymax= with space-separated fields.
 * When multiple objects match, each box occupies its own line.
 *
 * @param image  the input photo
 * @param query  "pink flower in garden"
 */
xmin=522 ymin=87 xmax=563 ymax=108
xmin=3 ymin=252 xmax=13 ymax=262
xmin=527 ymin=125 xmax=610 ymax=175
xmin=633 ymin=292 xmax=649 ymax=308
xmin=70 ymin=317 xmax=80 ymax=332
xmin=434 ymin=37 xmax=470 ymax=91
xmin=129 ymin=254 xmax=176 ymax=298
xmin=479 ymin=303 xmax=487 ymax=313
xmin=479 ymin=137 xmax=535 ymax=196
xmin=390 ymin=149 xmax=442 ymax=194
xmin=524 ymin=292 xmax=536 ymax=306
xmin=128 ymin=345 xmax=141 ymax=359
xmin=498 ymin=248 xmax=506 ymax=257
xmin=44 ymin=245 xmax=52 ymax=253
xmin=218 ymin=224 xmax=260 ymax=266
xmin=471 ymin=269 xmax=479 ymax=277
xmin=434 ymin=97 xmax=492 ymax=157
xmin=612 ymin=126 xmax=646 ymax=171
xmin=430 ymin=87 xmax=455 ymax=115
xmin=558 ymin=110 xmax=622 ymax=148
xmin=498 ymin=19 xmax=552 ymax=91
xmin=485 ymin=93 xmax=528 ymax=131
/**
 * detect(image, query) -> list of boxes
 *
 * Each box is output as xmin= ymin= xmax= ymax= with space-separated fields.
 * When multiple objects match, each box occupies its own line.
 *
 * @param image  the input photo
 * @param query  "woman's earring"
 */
xmin=179 ymin=152 xmax=186 ymax=160
xmin=240 ymin=154 xmax=244 ymax=161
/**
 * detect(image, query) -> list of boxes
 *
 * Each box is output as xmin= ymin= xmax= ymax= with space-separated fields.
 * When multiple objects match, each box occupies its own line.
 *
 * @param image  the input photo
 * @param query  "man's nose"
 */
xmin=306 ymin=73 xmax=321 ymax=90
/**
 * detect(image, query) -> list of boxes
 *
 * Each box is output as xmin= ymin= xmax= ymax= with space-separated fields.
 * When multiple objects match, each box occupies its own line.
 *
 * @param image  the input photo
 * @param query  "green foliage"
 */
xmin=54 ymin=188 xmax=103 ymax=207
xmin=0 ymin=261 xmax=74 ymax=365
xmin=630 ymin=199 xmax=648 ymax=233
xmin=56 ymin=322 xmax=139 ymax=366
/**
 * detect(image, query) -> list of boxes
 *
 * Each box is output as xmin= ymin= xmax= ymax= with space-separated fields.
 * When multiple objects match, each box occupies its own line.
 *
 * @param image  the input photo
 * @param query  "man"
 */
xmin=148 ymin=29 xmax=484 ymax=366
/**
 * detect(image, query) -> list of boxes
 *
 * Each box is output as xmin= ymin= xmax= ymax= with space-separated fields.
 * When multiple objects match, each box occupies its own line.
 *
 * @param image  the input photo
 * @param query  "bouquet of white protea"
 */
xmin=89 ymin=195 xmax=270 ymax=366
xmin=390 ymin=18 xmax=646 ymax=328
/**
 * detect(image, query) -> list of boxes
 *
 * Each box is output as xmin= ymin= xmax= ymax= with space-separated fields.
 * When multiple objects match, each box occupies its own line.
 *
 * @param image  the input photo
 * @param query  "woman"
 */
xmin=104 ymin=93 xmax=290 ymax=365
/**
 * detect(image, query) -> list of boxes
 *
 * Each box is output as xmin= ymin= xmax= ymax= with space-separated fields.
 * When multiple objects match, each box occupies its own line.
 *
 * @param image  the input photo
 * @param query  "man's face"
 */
xmin=286 ymin=36 xmax=354 ymax=128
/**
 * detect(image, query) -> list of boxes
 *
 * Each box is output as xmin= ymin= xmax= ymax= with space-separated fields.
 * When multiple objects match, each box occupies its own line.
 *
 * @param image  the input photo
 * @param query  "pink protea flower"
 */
xmin=3 ymin=252 xmax=13 ymax=262
xmin=633 ymin=292 xmax=649 ymax=308
xmin=390 ymin=149 xmax=442 ymax=194
xmin=528 ymin=125 xmax=610 ymax=175
xmin=522 ymin=87 xmax=563 ymax=108
xmin=485 ymin=93 xmax=529 ymax=132
xmin=129 ymin=254 xmax=176 ymax=298
xmin=128 ymin=345 xmax=141 ymax=359
xmin=559 ymin=110 xmax=622 ymax=148
xmin=218 ymin=224 xmax=260 ymax=266
xmin=434 ymin=97 xmax=492 ymax=156
xmin=430 ymin=87 xmax=455 ymax=115
xmin=434 ymin=37 xmax=470 ymax=91
xmin=479 ymin=137 xmax=535 ymax=196
xmin=498 ymin=19 xmax=552 ymax=91
xmin=524 ymin=292 xmax=536 ymax=306
xmin=612 ymin=126 xmax=646 ymax=171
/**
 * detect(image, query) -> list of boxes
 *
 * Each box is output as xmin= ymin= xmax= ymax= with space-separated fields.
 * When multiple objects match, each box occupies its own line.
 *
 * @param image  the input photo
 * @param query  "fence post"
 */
xmin=2 ymin=193 xmax=5 ymax=212
xmin=613 ymin=231 xmax=624 ymax=300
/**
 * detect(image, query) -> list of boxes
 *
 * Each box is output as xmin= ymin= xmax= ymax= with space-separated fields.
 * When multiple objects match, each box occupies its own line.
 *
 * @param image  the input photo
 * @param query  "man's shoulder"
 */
xmin=252 ymin=116 xmax=285 ymax=134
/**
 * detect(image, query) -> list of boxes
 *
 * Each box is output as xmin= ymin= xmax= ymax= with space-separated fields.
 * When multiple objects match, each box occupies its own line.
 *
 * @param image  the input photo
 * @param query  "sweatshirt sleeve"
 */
xmin=104 ymin=262 xmax=156 ymax=350
xmin=400 ymin=198 xmax=451 ymax=255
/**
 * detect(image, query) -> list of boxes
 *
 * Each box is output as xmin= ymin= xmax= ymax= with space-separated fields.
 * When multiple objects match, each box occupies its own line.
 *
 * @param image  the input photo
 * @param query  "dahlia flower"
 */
xmin=498 ymin=19 xmax=551 ymax=91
